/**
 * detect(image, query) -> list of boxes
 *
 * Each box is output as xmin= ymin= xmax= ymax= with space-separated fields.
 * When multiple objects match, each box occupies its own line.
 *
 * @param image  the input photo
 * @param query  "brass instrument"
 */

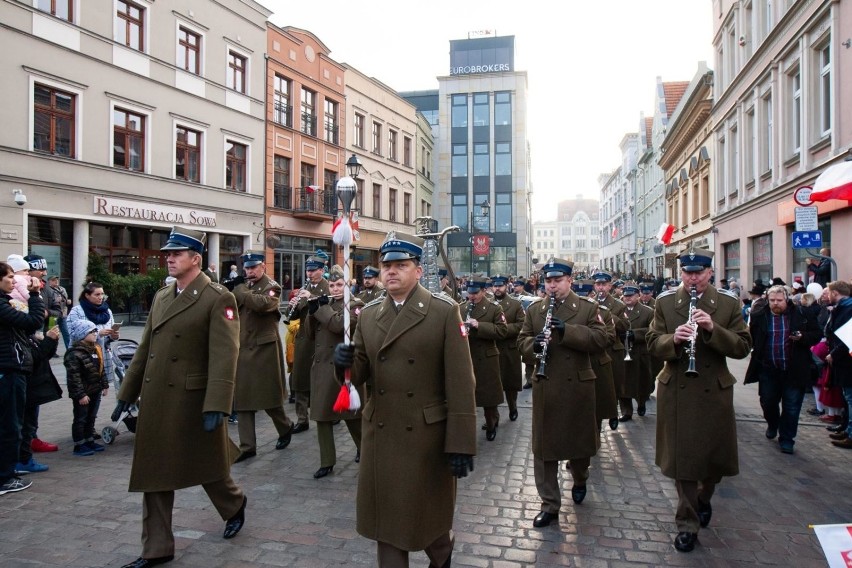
xmin=535 ymin=293 xmax=557 ymax=378
xmin=685 ymin=285 xmax=699 ymax=377
xmin=624 ymin=308 xmax=633 ymax=361
xmin=414 ymin=216 xmax=461 ymax=297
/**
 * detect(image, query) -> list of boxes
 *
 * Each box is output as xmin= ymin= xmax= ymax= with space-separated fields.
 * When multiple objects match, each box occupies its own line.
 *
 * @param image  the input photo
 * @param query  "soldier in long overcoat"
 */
xmin=593 ymin=271 xmax=629 ymax=424
xmin=115 ymin=227 xmax=246 ymax=566
xmin=231 ymin=251 xmax=293 ymax=462
xmin=287 ymin=255 xmax=330 ymax=432
xmin=647 ymin=249 xmax=751 ymax=553
xmin=618 ymin=283 xmax=655 ymax=420
xmin=309 ymin=266 xmax=364 ymax=478
xmin=518 ymin=260 xmax=609 ymax=528
xmin=492 ymin=275 xmax=524 ymax=421
xmin=639 ymin=282 xmax=663 ymax=381
xmin=460 ymin=276 xmax=507 ymax=440
xmin=333 ymin=231 xmax=476 ymax=567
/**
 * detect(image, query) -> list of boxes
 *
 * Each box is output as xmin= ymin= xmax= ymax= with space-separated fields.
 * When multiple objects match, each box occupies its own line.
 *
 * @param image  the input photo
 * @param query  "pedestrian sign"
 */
xmin=792 ymin=231 xmax=822 ymax=249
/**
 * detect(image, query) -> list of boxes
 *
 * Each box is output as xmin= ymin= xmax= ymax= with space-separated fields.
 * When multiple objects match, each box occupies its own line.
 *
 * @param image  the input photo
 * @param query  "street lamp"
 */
xmin=345 ymin=153 xmax=363 ymax=178
xmin=469 ymin=198 xmax=490 ymax=274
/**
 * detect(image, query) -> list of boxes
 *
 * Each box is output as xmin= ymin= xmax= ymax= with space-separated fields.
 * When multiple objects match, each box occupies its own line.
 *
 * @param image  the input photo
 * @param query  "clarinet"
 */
xmin=464 ymin=300 xmax=475 ymax=331
xmin=535 ymin=293 xmax=557 ymax=378
xmin=685 ymin=285 xmax=699 ymax=377
xmin=281 ymin=288 xmax=303 ymax=325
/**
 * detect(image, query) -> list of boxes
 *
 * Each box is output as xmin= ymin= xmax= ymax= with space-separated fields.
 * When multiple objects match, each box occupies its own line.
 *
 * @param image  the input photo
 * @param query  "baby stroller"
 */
xmin=101 ymin=338 xmax=139 ymax=444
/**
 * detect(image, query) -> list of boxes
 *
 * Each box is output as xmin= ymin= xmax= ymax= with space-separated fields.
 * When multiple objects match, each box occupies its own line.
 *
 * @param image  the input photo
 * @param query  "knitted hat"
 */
xmin=69 ymin=319 xmax=97 ymax=343
xmin=6 ymin=254 xmax=30 ymax=273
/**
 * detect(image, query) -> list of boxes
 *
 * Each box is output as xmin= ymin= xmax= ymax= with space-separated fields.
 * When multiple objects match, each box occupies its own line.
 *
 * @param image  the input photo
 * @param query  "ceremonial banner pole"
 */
xmin=332 ymin=175 xmax=360 ymax=412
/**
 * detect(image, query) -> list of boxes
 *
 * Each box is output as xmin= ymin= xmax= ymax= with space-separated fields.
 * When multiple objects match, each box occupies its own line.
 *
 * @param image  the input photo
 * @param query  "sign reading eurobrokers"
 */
xmin=450 ymin=63 xmax=511 ymax=75
xmin=93 ymin=196 xmax=217 ymax=227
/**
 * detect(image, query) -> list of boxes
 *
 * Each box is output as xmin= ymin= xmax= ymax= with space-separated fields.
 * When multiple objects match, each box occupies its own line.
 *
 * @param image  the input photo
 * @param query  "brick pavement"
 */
xmin=0 ymin=325 xmax=849 ymax=567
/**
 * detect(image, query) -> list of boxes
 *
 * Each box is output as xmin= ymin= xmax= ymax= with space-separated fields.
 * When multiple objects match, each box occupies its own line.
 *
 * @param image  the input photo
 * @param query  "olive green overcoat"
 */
xmin=356 ymin=283 xmax=384 ymax=304
xmin=601 ymin=294 xmax=628 ymax=396
xmin=495 ymin=295 xmax=524 ymax=391
xmin=291 ymin=278 xmax=330 ymax=392
xmin=233 ymin=274 xmax=286 ymax=411
xmin=118 ymin=272 xmax=240 ymax=492
xmin=647 ymin=286 xmax=751 ymax=481
xmin=310 ymin=296 xmax=364 ymax=422
xmin=349 ymin=284 xmax=477 ymax=551
xmin=622 ymin=303 xmax=655 ymax=401
xmin=590 ymin=305 xmax=618 ymax=422
xmin=460 ymin=298 xmax=507 ymax=407
xmin=518 ymin=292 xmax=609 ymax=461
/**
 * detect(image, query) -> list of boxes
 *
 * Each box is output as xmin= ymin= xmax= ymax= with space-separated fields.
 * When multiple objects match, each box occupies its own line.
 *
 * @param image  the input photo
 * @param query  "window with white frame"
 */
xmin=273 ymin=75 xmax=290 ymax=127
xmin=816 ymin=40 xmax=831 ymax=138
xmin=33 ymin=82 xmax=77 ymax=158
xmin=225 ymin=140 xmax=247 ymax=192
xmin=178 ymin=26 xmax=201 ymax=75
xmin=744 ymin=106 xmax=755 ymax=184
xmin=717 ymin=135 xmax=726 ymax=201
xmin=175 ymin=125 xmax=202 ymax=183
xmin=227 ymin=49 xmax=247 ymax=94
xmin=388 ymin=129 xmax=397 ymax=161
xmin=729 ymin=123 xmax=739 ymax=195
xmin=788 ymin=65 xmax=801 ymax=155
xmin=760 ymin=90 xmax=773 ymax=174
xmin=113 ymin=107 xmax=145 ymax=171
xmin=116 ymin=0 xmax=144 ymax=51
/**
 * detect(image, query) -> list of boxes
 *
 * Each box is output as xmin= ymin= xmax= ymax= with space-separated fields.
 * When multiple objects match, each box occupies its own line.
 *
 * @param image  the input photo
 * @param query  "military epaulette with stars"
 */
xmin=582 ymin=296 xmax=598 ymax=306
xmin=208 ymin=283 xmax=228 ymax=295
xmin=432 ymin=292 xmax=456 ymax=306
xmin=717 ymin=288 xmax=740 ymax=300
xmin=363 ymin=297 xmax=385 ymax=310
xmin=267 ymin=278 xmax=280 ymax=288
xmin=656 ymin=289 xmax=676 ymax=300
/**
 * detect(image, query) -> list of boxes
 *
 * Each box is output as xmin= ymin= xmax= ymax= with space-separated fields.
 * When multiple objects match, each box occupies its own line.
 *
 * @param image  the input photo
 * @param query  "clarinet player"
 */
xmin=647 ymin=249 xmax=751 ymax=553
xmin=518 ymin=259 xmax=608 ymax=528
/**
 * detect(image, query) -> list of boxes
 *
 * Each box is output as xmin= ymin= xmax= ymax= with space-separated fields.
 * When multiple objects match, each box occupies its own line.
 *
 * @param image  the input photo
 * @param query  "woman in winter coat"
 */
xmin=67 ymin=282 xmax=120 ymax=387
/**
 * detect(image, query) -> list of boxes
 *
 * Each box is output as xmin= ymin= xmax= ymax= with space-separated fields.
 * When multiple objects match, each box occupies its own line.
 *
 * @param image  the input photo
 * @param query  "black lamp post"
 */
xmin=345 ymin=153 xmax=363 ymax=178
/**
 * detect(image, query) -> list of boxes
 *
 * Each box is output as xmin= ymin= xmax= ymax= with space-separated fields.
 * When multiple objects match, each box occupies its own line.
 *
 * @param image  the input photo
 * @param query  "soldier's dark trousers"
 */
xmin=484 ymin=406 xmax=499 ymax=431
xmin=237 ymin=407 xmax=293 ymax=453
xmin=376 ymin=531 xmax=454 ymax=568
xmin=141 ymin=476 xmax=244 ymax=558
xmin=505 ymin=390 xmax=518 ymax=413
xmin=618 ymin=397 xmax=633 ymax=417
xmin=534 ymin=455 xmax=590 ymax=514
xmin=317 ymin=418 xmax=361 ymax=467
xmin=294 ymin=391 xmax=310 ymax=424
xmin=674 ymin=477 xmax=719 ymax=533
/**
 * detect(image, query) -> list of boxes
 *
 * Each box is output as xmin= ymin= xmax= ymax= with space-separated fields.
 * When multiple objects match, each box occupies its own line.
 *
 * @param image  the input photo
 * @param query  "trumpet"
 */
xmin=535 ymin=293 xmax=557 ymax=378
xmin=624 ymin=318 xmax=633 ymax=362
xmin=685 ymin=285 xmax=699 ymax=377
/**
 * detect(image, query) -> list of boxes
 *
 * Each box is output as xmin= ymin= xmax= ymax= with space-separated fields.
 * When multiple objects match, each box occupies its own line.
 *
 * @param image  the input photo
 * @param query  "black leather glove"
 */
xmin=222 ymin=275 xmax=244 ymax=291
xmin=111 ymin=400 xmax=130 ymax=422
xmin=318 ymin=295 xmax=330 ymax=307
xmin=533 ymin=333 xmax=547 ymax=354
xmin=203 ymin=411 xmax=225 ymax=432
xmin=549 ymin=317 xmax=565 ymax=337
xmin=334 ymin=343 xmax=355 ymax=368
xmin=448 ymin=453 xmax=475 ymax=478
xmin=308 ymin=296 xmax=321 ymax=314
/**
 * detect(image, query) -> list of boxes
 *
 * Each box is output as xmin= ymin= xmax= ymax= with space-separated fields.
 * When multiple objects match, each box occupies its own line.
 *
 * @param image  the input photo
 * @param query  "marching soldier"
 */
xmin=518 ymin=259 xmax=608 ymax=527
xmin=309 ymin=266 xmax=364 ymax=479
xmin=492 ymin=275 xmax=524 ymax=421
xmin=513 ymin=278 xmax=538 ymax=390
xmin=287 ymin=255 xmax=330 ymax=434
xmin=575 ymin=279 xmax=618 ymax=433
xmin=114 ymin=227 xmax=246 ymax=568
xmin=639 ymin=282 xmax=656 ymax=309
xmin=593 ymin=271 xmax=629 ymax=426
xmin=356 ymin=265 xmax=384 ymax=304
xmin=618 ymin=282 xmax=655 ymax=420
xmin=332 ymin=231 xmax=476 ymax=568
xmin=647 ymin=249 xmax=751 ymax=553
xmin=438 ymin=268 xmax=457 ymax=301
xmin=461 ymin=276 xmax=508 ymax=441
xmin=229 ymin=251 xmax=294 ymax=463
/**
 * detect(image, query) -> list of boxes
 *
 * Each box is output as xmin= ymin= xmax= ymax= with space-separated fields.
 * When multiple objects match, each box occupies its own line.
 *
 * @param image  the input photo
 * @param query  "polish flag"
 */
xmin=656 ymin=223 xmax=675 ymax=245
xmin=611 ymin=226 xmax=618 ymax=239
xmin=305 ymin=185 xmax=321 ymax=194
xmin=810 ymin=161 xmax=852 ymax=202
xmin=812 ymin=524 xmax=852 ymax=568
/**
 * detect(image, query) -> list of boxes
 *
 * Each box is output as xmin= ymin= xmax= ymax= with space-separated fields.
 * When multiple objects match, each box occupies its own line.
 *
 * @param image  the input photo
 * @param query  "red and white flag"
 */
xmin=811 ymin=161 xmax=852 ymax=202
xmin=656 ymin=223 xmax=675 ymax=245
xmin=305 ymin=185 xmax=321 ymax=194
xmin=611 ymin=226 xmax=618 ymax=239
xmin=812 ymin=524 xmax=852 ymax=568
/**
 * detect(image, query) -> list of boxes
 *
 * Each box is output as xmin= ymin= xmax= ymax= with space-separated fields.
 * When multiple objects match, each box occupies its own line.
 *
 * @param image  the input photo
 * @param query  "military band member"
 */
xmin=575 ymin=279 xmax=618 ymax=433
xmin=492 ymin=275 xmax=524 ymax=421
xmin=461 ymin=276 xmax=508 ymax=441
xmin=518 ymin=260 xmax=608 ymax=527
xmin=439 ymin=268 xmax=458 ymax=302
xmin=287 ymin=255 xmax=330 ymax=433
xmin=333 ymin=231 xmax=476 ymax=568
xmin=356 ymin=265 xmax=384 ymax=304
xmin=231 ymin=251 xmax=294 ymax=463
xmin=593 ymin=271 xmax=629 ymax=427
xmin=647 ymin=249 xmax=751 ymax=553
xmin=639 ymin=282 xmax=656 ymax=309
xmin=514 ymin=278 xmax=537 ymax=390
xmin=309 ymin=266 xmax=364 ymax=479
xmin=618 ymin=282 xmax=655 ymax=420
xmin=114 ymin=227 xmax=246 ymax=568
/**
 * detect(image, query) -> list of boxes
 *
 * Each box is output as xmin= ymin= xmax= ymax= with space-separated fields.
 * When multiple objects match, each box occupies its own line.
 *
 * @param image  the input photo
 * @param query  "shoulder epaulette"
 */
xmin=364 ymin=297 xmax=384 ymax=309
xmin=597 ymin=302 xmax=610 ymax=311
xmin=717 ymin=288 xmax=740 ymax=300
xmin=432 ymin=292 xmax=456 ymax=305
xmin=637 ymin=302 xmax=654 ymax=312
xmin=208 ymin=283 xmax=228 ymax=295
xmin=582 ymin=296 xmax=598 ymax=305
xmin=657 ymin=289 xmax=676 ymax=300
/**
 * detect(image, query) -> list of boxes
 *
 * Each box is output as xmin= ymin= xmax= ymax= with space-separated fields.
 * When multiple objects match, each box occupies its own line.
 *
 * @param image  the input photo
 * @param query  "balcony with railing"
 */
xmin=301 ymin=113 xmax=317 ymax=137
xmin=292 ymin=186 xmax=336 ymax=220
xmin=273 ymin=102 xmax=291 ymax=128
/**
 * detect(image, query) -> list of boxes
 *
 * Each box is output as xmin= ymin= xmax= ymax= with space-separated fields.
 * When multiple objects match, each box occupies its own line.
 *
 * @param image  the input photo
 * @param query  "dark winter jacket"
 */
xmin=0 ymin=291 xmax=45 ymax=374
xmin=26 ymin=334 xmax=63 ymax=406
xmin=807 ymin=259 xmax=831 ymax=287
xmin=744 ymin=300 xmax=820 ymax=388
xmin=64 ymin=341 xmax=108 ymax=401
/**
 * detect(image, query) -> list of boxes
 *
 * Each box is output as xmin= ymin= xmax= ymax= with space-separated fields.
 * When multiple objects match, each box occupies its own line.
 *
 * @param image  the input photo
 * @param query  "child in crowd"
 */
xmin=64 ymin=319 xmax=109 ymax=456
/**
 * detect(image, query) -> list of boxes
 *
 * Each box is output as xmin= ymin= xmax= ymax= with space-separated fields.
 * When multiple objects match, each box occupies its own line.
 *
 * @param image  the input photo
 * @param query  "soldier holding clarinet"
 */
xmin=647 ymin=249 xmax=751 ymax=553
xmin=518 ymin=259 xmax=608 ymax=528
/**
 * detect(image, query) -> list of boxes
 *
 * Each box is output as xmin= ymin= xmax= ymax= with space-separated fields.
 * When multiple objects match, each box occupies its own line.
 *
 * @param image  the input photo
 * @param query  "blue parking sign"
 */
xmin=792 ymin=231 xmax=822 ymax=249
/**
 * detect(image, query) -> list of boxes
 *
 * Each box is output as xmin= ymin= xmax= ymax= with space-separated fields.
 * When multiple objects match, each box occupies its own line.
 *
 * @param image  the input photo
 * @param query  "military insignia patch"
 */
xmin=459 ymin=322 xmax=469 ymax=337
xmin=269 ymin=290 xmax=276 ymax=297
xmin=500 ymin=313 xmax=506 ymax=323
xmin=225 ymin=307 xmax=235 ymax=320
